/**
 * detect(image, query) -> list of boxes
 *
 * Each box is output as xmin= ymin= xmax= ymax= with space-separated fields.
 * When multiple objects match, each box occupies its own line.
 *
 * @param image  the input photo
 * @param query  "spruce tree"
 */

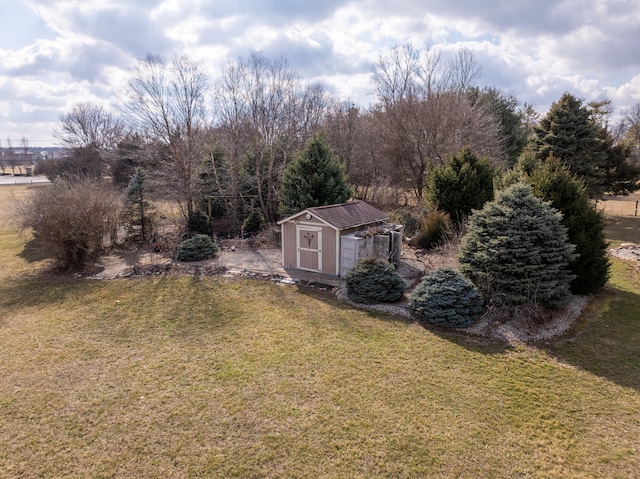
xmin=459 ymin=183 xmax=576 ymax=308
xmin=532 ymin=93 xmax=607 ymax=197
xmin=424 ymin=147 xmax=495 ymax=224
xmin=279 ymin=134 xmax=351 ymax=216
xmin=528 ymin=157 xmax=610 ymax=295
xmin=123 ymin=167 xmax=154 ymax=242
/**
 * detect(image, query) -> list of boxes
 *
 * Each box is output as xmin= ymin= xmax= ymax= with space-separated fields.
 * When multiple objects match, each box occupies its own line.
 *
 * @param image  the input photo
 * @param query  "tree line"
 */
xmin=36 ymin=45 xmax=640 ymax=229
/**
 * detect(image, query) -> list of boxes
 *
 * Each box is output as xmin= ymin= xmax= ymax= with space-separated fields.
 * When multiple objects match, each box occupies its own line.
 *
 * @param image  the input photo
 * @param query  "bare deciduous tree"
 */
xmin=6 ymin=138 xmax=15 ymax=174
xmin=213 ymin=52 xmax=330 ymax=221
xmin=623 ymin=102 xmax=640 ymax=167
xmin=54 ymin=102 xmax=125 ymax=150
xmin=120 ymin=54 xmax=210 ymax=217
xmin=371 ymin=44 xmax=505 ymax=199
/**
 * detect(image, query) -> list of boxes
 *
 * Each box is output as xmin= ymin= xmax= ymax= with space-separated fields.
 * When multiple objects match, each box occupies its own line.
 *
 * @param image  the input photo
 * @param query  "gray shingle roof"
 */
xmin=307 ymin=201 xmax=388 ymax=230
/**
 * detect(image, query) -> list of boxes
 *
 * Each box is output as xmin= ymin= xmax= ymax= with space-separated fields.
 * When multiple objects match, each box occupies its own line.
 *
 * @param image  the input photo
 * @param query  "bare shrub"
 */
xmin=16 ymin=179 xmax=123 ymax=271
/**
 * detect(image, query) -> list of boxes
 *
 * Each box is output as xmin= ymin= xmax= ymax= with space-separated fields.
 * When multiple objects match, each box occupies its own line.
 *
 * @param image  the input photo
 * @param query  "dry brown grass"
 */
xmin=2 ymin=186 xmax=640 ymax=478
xmin=599 ymin=192 xmax=640 ymax=245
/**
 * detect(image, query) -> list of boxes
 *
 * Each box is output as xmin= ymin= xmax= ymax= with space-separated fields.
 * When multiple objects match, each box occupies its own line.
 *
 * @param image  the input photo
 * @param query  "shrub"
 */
xmin=458 ymin=183 xmax=576 ymax=308
xmin=412 ymin=208 xmax=452 ymax=249
xmin=187 ymin=210 xmax=212 ymax=235
xmin=242 ymin=210 xmax=265 ymax=234
xmin=346 ymin=257 xmax=406 ymax=304
xmin=409 ymin=268 xmax=484 ymax=328
xmin=16 ymin=178 xmax=122 ymax=271
xmin=175 ymin=234 xmax=218 ymax=262
xmin=424 ymin=147 xmax=495 ymax=224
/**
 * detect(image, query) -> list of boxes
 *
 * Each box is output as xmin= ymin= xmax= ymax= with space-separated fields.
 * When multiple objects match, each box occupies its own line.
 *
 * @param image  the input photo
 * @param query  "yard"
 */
xmin=1 ymin=185 xmax=639 ymax=478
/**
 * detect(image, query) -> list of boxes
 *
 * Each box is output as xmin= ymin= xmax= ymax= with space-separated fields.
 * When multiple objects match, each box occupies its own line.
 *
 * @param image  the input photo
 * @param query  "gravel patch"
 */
xmin=336 ymin=287 xmax=590 ymax=343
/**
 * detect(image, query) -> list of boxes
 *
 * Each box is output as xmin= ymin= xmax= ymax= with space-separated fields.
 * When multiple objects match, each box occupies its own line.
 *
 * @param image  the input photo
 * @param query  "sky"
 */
xmin=1 ymin=0 xmax=639 ymax=146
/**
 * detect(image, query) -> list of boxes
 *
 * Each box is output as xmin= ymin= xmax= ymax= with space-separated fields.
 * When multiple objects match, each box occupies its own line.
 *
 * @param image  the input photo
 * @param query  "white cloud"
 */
xmin=1 ymin=0 xmax=639 ymax=143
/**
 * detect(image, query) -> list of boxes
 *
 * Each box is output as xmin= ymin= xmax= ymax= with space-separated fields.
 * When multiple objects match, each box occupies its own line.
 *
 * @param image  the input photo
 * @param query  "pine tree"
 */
xmin=459 ymin=183 xmax=576 ymax=308
xmin=279 ymin=134 xmax=351 ymax=216
xmin=424 ymin=147 xmax=495 ymax=224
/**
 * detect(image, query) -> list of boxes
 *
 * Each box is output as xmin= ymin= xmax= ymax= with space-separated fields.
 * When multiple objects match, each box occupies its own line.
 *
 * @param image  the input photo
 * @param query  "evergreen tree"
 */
xmin=459 ymin=183 xmax=576 ymax=308
xmin=123 ymin=167 xmax=154 ymax=242
xmin=532 ymin=93 xmax=607 ymax=197
xmin=528 ymin=157 xmax=610 ymax=295
xmin=596 ymin=125 xmax=640 ymax=196
xmin=424 ymin=147 xmax=495 ymax=224
xmin=279 ymin=134 xmax=351 ymax=216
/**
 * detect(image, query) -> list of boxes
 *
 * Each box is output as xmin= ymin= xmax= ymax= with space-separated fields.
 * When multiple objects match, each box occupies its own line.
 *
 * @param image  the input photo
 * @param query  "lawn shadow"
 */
xmin=539 ymin=285 xmax=640 ymax=392
xmin=17 ymin=237 xmax=51 ymax=263
xmin=294 ymin=284 xmax=514 ymax=355
xmin=0 ymin=275 xmax=105 ymax=319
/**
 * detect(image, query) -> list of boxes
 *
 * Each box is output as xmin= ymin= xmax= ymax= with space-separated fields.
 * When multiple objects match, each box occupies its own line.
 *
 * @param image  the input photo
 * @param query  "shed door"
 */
xmin=297 ymin=226 xmax=322 ymax=272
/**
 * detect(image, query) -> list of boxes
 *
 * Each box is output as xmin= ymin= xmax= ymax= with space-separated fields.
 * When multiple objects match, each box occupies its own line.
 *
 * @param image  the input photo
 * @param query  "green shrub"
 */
xmin=175 ymin=234 xmax=218 ymax=262
xmin=346 ymin=257 xmax=406 ymax=304
xmin=409 ymin=268 xmax=484 ymax=328
xmin=424 ymin=147 xmax=495 ymax=224
xmin=412 ymin=209 xmax=452 ymax=249
xmin=242 ymin=210 xmax=265 ymax=234
xmin=187 ymin=210 xmax=212 ymax=235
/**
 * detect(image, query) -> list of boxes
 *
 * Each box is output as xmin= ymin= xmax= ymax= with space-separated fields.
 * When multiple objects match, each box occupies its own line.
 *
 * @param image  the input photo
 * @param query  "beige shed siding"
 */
xmin=320 ymin=226 xmax=338 ymax=275
xmin=281 ymin=221 xmax=297 ymax=269
xmin=278 ymin=201 xmax=389 ymax=276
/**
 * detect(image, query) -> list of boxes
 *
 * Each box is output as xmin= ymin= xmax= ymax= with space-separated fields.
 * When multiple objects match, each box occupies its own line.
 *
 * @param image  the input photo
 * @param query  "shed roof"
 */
xmin=279 ymin=201 xmax=388 ymax=231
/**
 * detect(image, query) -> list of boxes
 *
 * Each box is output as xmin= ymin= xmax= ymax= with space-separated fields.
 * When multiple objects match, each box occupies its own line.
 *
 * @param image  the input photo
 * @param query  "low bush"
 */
xmin=346 ymin=257 xmax=406 ymax=304
xmin=410 ymin=268 xmax=484 ymax=328
xmin=410 ymin=209 xmax=452 ymax=249
xmin=16 ymin=178 xmax=122 ymax=271
xmin=175 ymin=234 xmax=218 ymax=262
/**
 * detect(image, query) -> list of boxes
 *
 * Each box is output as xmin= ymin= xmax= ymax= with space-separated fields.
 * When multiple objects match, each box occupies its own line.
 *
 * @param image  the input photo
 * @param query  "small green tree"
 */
xmin=459 ymin=183 xmax=576 ymax=308
xmin=187 ymin=209 xmax=212 ymax=235
xmin=346 ymin=257 xmax=405 ymax=304
xmin=175 ymin=234 xmax=218 ymax=262
xmin=410 ymin=268 xmax=484 ymax=328
xmin=279 ymin=134 xmax=351 ymax=216
xmin=242 ymin=210 xmax=265 ymax=234
xmin=424 ymin=147 xmax=495 ymax=224
xmin=528 ymin=157 xmax=610 ymax=294
xmin=123 ymin=167 xmax=154 ymax=242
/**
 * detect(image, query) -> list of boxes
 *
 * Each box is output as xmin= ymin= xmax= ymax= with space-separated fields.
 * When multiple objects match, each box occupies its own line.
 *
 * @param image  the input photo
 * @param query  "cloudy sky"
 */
xmin=1 ymin=0 xmax=639 ymax=146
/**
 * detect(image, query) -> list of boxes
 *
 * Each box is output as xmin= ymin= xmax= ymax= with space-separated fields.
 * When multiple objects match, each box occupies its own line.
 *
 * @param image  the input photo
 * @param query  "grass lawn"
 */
xmin=1 ymin=186 xmax=639 ymax=478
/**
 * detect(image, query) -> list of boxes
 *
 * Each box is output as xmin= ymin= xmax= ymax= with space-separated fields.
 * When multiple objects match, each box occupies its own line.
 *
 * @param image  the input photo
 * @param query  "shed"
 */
xmin=278 ymin=201 xmax=402 ymax=277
